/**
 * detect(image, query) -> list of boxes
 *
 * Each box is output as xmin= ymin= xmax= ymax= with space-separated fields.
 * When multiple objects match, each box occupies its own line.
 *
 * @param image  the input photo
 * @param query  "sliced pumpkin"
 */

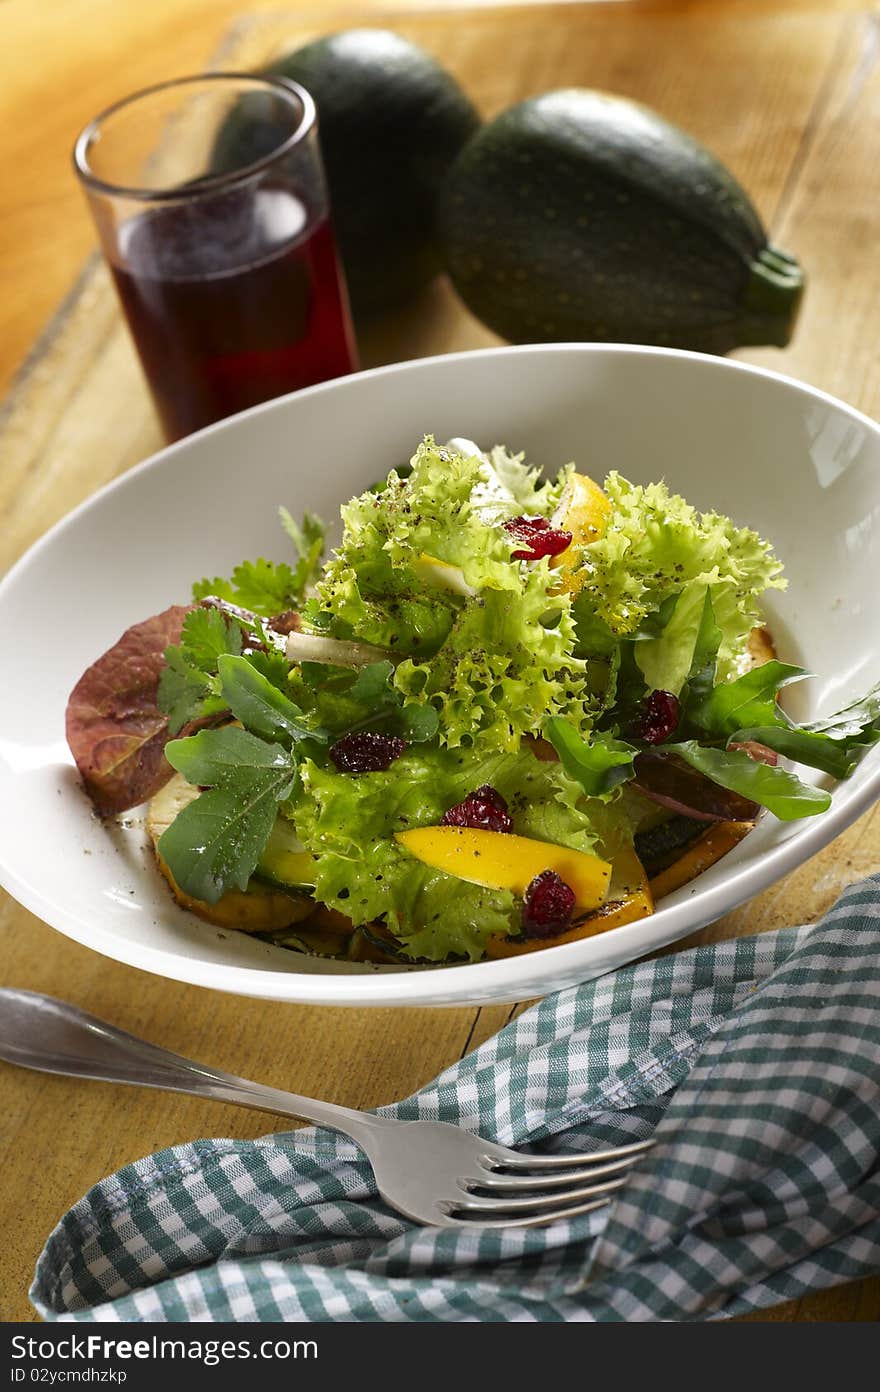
xmin=550 ymin=470 xmax=612 ymax=593
xmin=394 ymin=825 xmax=612 ymax=912
xmin=345 ymin=929 xmax=399 ymax=964
xmin=147 ymin=774 xmax=314 ymax=934
xmin=485 ymin=846 xmax=653 ymax=957
xmin=649 ymin=820 xmax=753 ymax=900
xmin=745 ymin=624 xmax=776 ymax=670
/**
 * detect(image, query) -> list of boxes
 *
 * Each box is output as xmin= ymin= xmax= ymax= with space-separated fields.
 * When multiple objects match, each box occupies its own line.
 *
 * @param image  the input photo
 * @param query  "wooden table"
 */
xmin=1 ymin=0 xmax=878 ymax=1324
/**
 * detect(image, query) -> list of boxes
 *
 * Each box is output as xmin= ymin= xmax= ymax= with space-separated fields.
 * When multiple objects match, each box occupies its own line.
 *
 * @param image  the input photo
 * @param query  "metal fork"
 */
xmin=0 ymin=988 xmax=652 ymax=1229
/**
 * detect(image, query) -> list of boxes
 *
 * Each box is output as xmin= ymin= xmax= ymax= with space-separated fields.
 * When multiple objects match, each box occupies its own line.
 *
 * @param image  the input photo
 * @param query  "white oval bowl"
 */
xmin=1 ymin=344 xmax=878 ymax=1006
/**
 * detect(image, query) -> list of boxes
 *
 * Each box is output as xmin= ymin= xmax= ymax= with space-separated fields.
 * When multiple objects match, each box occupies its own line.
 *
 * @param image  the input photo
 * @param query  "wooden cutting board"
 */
xmin=1 ymin=0 xmax=879 ymax=1324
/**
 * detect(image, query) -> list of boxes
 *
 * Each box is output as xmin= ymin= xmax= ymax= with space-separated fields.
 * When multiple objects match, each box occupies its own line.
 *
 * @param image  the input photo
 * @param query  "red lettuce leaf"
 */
xmin=65 ymin=605 xmax=191 ymax=815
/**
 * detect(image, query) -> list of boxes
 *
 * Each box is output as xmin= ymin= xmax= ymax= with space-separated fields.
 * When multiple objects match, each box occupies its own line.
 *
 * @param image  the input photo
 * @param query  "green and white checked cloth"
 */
xmin=32 ymin=876 xmax=880 ymax=1322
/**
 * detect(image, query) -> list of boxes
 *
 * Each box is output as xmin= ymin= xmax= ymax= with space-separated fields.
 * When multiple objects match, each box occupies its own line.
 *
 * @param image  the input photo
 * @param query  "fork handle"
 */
xmin=0 ymin=988 xmax=389 ymax=1146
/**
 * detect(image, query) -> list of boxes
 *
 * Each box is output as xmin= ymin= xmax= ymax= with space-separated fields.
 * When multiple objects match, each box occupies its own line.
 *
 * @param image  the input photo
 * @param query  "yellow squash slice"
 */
xmin=550 ymin=470 xmax=612 ymax=593
xmin=485 ymin=845 xmax=653 ymax=957
xmin=649 ymin=821 xmax=753 ymax=901
xmin=395 ymin=825 xmax=612 ymax=911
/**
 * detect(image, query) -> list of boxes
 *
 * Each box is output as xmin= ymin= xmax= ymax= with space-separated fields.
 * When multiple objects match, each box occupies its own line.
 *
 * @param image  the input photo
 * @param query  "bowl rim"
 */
xmin=2 ymin=341 xmax=879 ymax=1006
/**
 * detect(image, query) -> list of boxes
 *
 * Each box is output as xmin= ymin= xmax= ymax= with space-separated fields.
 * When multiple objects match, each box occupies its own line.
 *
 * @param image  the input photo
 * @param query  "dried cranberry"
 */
xmin=503 ymin=515 xmax=572 ymax=561
xmin=636 ymin=690 xmax=681 ymax=745
xmin=441 ymin=784 xmax=513 ymax=833
xmin=521 ymin=870 xmax=576 ymax=938
xmin=329 ymin=731 xmax=406 ymax=774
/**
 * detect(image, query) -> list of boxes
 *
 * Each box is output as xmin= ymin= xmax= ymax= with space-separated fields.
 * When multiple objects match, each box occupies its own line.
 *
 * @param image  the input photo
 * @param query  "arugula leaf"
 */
xmin=666 ymin=740 xmax=831 ymax=820
xmin=802 ymin=682 xmax=880 ymax=743
xmin=160 ymin=726 xmax=299 ymax=901
xmin=688 ymin=660 xmax=807 ymax=737
xmin=158 ymin=608 xmax=242 ymax=734
xmin=730 ymin=726 xmax=857 ymax=779
xmin=217 ymin=654 xmax=326 ymax=746
xmin=685 ymin=659 xmax=880 ymax=785
xmin=544 ymin=718 xmax=636 ymax=798
xmin=730 ymin=680 xmax=880 ymax=777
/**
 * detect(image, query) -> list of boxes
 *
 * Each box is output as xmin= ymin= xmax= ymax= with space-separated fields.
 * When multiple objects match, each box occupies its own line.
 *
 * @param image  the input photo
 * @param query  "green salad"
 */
xmin=66 ymin=436 xmax=880 ymax=965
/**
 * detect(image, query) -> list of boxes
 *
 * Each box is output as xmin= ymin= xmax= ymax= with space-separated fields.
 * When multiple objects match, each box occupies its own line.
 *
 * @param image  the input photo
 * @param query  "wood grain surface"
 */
xmin=1 ymin=0 xmax=878 ymax=1324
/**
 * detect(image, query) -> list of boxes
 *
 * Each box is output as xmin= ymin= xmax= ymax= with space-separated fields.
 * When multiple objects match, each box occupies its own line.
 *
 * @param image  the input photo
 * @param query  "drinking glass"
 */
xmin=74 ymin=74 xmax=358 ymax=442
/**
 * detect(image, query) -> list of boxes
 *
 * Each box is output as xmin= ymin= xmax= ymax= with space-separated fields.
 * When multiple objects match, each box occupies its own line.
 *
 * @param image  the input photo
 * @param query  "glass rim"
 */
xmin=72 ymin=71 xmax=317 ymax=203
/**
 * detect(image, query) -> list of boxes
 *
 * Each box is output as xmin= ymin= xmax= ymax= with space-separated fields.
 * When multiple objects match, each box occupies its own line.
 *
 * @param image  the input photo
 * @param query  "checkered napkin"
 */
xmin=31 ymin=876 xmax=880 ymax=1322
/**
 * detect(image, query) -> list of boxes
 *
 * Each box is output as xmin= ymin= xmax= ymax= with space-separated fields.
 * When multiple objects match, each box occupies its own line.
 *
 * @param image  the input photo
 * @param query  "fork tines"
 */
xmin=445 ymin=1137 xmax=654 ymax=1228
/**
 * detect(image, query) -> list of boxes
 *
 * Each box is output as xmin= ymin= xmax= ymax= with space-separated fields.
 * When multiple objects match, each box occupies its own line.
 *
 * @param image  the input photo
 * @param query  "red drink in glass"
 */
xmin=75 ymin=75 xmax=357 ymax=442
xmin=110 ymin=192 xmax=356 ymax=440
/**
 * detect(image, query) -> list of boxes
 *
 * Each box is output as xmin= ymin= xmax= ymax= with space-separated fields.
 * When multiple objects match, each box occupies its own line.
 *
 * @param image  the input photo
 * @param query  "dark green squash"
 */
xmin=440 ymin=89 xmax=804 ymax=353
xmin=212 ymin=29 xmax=480 ymax=319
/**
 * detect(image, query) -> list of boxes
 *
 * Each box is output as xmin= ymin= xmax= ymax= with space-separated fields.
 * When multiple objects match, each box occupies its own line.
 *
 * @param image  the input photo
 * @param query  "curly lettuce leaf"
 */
xmin=393 ymin=573 xmax=593 ymax=750
xmin=314 ymin=437 xmax=546 ymax=652
xmin=290 ymin=743 xmax=607 ymax=961
xmin=477 ymin=444 xmax=568 ymax=518
xmin=315 ymin=435 xmax=594 ymax=749
xmin=574 ymin=473 xmax=784 ymax=680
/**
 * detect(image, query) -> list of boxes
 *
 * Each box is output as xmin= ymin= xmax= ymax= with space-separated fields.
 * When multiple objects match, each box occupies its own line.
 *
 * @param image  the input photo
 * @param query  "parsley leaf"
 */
xmin=193 ymin=559 xmax=301 ymax=617
xmin=687 ymin=660 xmax=807 ymax=737
xmin=158 ymin=608 xmax=242 ymax=734
xmin=192 ymin=511 xmax=326 ymax=619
